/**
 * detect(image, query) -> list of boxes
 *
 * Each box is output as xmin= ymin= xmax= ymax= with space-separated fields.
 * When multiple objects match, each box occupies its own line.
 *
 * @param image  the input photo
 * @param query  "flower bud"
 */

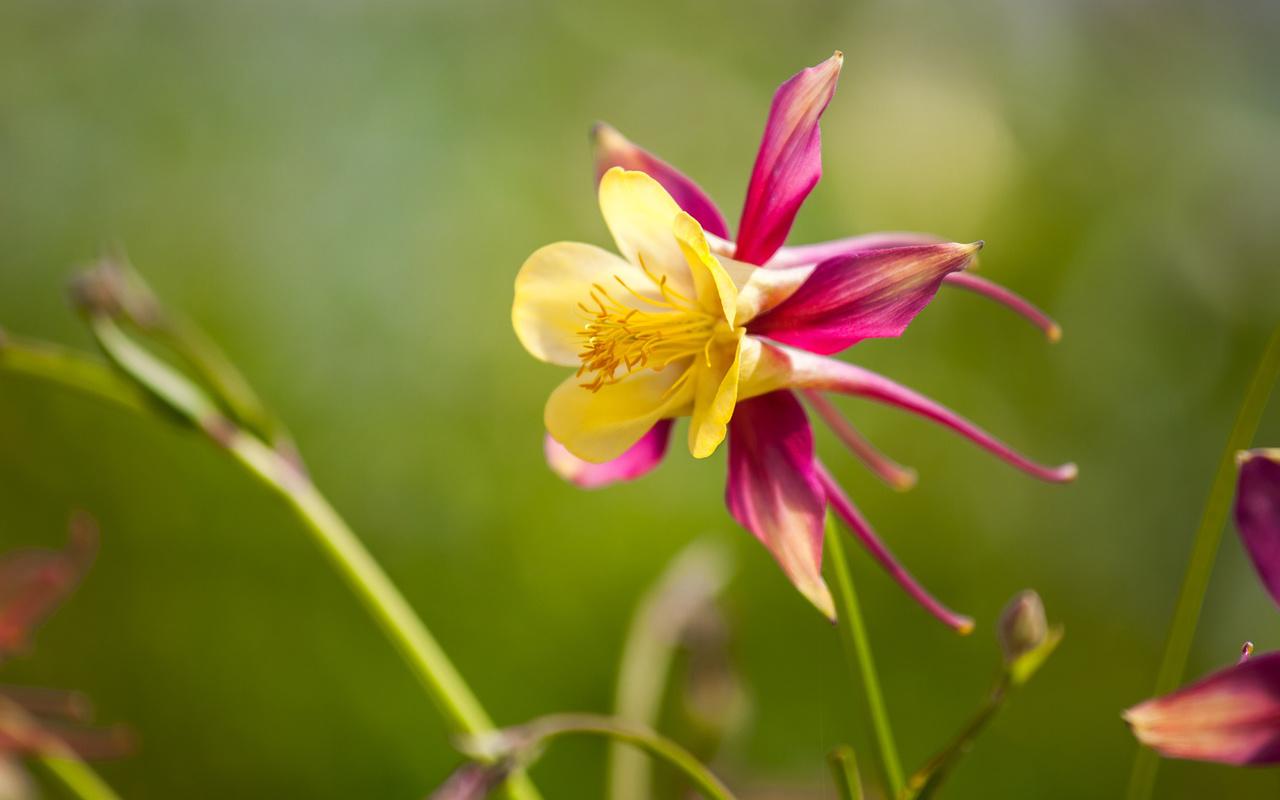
xmin=997 ymin=590 xmax=1047 ymax=666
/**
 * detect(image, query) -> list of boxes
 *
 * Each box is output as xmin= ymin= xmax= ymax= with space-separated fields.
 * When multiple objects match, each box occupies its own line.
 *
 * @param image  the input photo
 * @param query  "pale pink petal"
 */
xmin=943 ymin=272 xmax=1062 ymax=342
xmin=725 ymin=391 xmax=835 ymax=620
xmin=1235 ymin=449 xmax=1280 ymax=610
xmin=1125 ymin=651 xmax=1280 ymax=765
xmin=592 ymin=123 xmax=731 ymax=240
xmin=800 ymin=389 xmax=917 ymax=490
xmin=734 ymin=52 xmax=843 ymax=266
xmin=770 ymin=344 xmax=1077 ymax=483
xmin=544 ymin=421 xmax=673 ymax=490
xmin=765 ymin=232 xmax=947 ymax=269
xmin=748 ymin=243 xmax=980 ymax=355
xmin=817 ymin=463 xmax=973 ymax=633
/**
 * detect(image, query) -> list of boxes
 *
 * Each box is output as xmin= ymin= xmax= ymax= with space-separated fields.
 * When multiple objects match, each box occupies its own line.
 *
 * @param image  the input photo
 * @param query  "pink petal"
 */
xmin=748 ymin=243 xmax=981 ymax=355
xmin=0 ymin=516 xmax=97 ymax=664
xmin=943 ymin=272 xmax=1062 ymax=342
xmin=765 ymin=231 xmax=947 ymax=269
xmin=770 ymin=344 xmax=1077 ymax=483
xmin=591 ymin=123 xmax=731 ymax=240
xmin=817 ymin=463 xmax=973 ymax=633
xmin=544 ymin=420 xmax=673 ymax=490
xmin=1235 ymin=449 xmax=1280 ymax=610
xmin=725 ymin=391 xmax=835 ymax=620
xmin=764 ymin=236 xmax=1063 ymax=342
xmin=734 ymin=52 xmax=843 ymax=266
xmin=800 ymin=389 xmax=917 ymax=490
xmin=1125 ymin=651 xmax=1280 ymax=765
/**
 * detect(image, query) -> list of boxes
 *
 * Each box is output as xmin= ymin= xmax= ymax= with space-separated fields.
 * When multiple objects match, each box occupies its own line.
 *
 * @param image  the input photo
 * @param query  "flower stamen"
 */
xmin=576 ymin=259 xmax=715 ymax=393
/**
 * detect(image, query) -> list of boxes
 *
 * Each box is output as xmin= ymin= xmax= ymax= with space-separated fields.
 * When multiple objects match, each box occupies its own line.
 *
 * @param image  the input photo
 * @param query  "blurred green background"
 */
xmin=2 ymin=1 xmax=1280 ymax=798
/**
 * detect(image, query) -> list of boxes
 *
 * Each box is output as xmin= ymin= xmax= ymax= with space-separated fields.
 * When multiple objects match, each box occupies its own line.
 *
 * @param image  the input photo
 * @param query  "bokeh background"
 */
xmin=3 ymin=1 xmax=1280 ymax=798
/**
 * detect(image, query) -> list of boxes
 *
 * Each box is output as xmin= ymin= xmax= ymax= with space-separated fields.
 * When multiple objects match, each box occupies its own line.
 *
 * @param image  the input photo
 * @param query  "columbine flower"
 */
xmin=1125 ymin=449 xmax=1280 ymax=764
xmin=514 ymin=52 xmax=1074 ymax=626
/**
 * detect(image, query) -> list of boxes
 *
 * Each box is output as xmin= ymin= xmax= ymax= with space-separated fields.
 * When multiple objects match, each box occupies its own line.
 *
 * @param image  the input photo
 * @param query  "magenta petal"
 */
xmin=765 ymin=231 xmax=947 ymax=269
xmin=725 ymin=391 xmax=835 ymax=620
xmin=544 ymin=420 xmax=673 ymax=490
xmin=734 ymin=52 xmax=843 ymax=266
xmin=1125 ymin=651 xmax=1280 ymax=765
xmin=817 ymin=462 xmax=973 ymax=633
xmin=591 ymin=122 xmax=731 ymax=240
xmin=1235 ymin=449 xmax=1280 ymax=610
xmin=749 ymin=243 xmax=981 ymax=355
xmin=943 ymin=272 xmax=1062 ymax=342
xmin=774 ymin=345 xmax=1077 ymax=483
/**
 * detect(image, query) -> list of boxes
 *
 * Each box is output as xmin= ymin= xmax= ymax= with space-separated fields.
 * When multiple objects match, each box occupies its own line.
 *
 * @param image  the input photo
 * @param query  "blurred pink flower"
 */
xmin=515 ymin=53 xmax=1073 ymax=626
xmin=1125 ymin=449 xmax=1280 ymax=764
xmin=0 ymin=517 xmax=134 ymax=797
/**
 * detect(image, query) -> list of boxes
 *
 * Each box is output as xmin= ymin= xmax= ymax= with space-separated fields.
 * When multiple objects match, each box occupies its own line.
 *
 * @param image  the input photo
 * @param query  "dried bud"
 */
xmin=997 ymin=590 xmax=1047 ymax=666
xmin=66 ymin=258 xmax=162 ymax=328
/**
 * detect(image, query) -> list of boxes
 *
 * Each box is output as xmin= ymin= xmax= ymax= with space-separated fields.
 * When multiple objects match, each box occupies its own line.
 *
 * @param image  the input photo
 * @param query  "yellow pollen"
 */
xmin=575 ymin=261 xmax=715 ymax=394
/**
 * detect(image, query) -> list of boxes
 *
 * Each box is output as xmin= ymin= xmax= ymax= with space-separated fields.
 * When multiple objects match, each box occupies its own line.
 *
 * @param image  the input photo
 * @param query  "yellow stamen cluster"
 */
xmin=576 ymin=260 xmax=716 ymax=394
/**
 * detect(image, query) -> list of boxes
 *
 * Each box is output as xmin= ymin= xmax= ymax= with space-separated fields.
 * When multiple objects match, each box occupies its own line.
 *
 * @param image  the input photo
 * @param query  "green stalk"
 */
xmin=825 ymin=514 xmax=904 ymax=797
xmin=827 ymin=745 xmax=865 ymax=800
xmin=36 ymin=757 xmax=123 ymax=800
xmin=1125 ymin=319 xmax=1280 ymax=800
xmin=0 ymin=332 xmax=542 ymax=800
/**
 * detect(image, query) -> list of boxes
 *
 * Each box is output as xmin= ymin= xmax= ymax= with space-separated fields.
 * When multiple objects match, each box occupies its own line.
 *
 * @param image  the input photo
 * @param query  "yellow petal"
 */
xmin=545 ymin=359 xmax=695 ymax=463
xmin=513 ymin=241 xmax=651 ymax=366
xmin=598 ymin=168 xmax=696 ymax=299
xmin=672 ymin=211 xmax=738 ymax=328
xmin=737 ymin=336 xmax=793 ymax=400
xmin=688 ymin=332 xmax=746 ymax=458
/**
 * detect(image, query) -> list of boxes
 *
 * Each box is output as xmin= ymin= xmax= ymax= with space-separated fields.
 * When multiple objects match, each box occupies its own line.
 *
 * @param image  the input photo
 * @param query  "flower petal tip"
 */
xmin=810 ymin=582 xmax=837 ymax=624
xmin=1054 ymin=462 xmax=1080 ymax=483
xmin=892 ymin=470 xmax=919 ymax=492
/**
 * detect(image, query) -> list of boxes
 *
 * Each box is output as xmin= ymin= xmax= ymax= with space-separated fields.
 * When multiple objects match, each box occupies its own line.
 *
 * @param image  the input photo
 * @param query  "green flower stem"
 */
xmin=825 ymin=514 xmax=904 ymax=797
xmin=477 ymin=713 xmax=738 ymax=800
xmin=0 ymin=334 xmax=542 ymax=800
xmin=609 ymin=540 xmax=732 ymax=800
xmin=35 ymin=757 xmax=123 ymax=800
xmin=0 ymin=334 xmax=149 ymax=413
xmin=1126 ymin=319 xmax=1280 ymax=800
xmin=827 ymin=745 xmax=865 ymax=800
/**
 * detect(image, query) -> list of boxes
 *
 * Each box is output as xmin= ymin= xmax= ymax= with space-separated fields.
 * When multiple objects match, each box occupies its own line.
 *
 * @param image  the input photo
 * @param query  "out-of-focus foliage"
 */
xmin=1 ymin=1 xmax=1279 ymax=798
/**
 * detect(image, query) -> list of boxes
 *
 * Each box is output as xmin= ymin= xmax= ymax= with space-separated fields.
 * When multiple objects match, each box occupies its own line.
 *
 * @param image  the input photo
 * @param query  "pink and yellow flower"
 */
xmin=1125 ymin=449 xmax=1280 ymax=765
xmin=514 ymin=53 xmax=1074 ymax=627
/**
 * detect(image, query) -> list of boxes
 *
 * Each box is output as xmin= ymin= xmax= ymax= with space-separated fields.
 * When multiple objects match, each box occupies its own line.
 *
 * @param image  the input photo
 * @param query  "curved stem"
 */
xmin=1125 ymin=319 xmax=1280 ymax=800
xmin=0 ymin=336 xmax=541 ymax=800
xmin=824 ymin=514 xmax=904 ymax=797
xmin=801 ymin=390 xmax=917 ymax=490
xmin=512 ymin=713 xmax=738 ymax=800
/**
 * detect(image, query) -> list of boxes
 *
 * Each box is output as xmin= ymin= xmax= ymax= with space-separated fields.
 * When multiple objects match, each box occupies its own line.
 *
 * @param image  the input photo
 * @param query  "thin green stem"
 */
xmin=35 ymin=757 xmax=123 ymax=800
xmin=0 ymin=334 xmax=149 ymax=414
xmin=0 ymin=335 xmax=541 ymax=800
xmin=609 ymin=540 xmax=732 ymax=800
xmin=827 ymin=745 xmax=865 ymax=800
xmin=493 ymin=713 xmax=738 ymax=800
xmin=825 ymin=514 xmax=904 ymax=797
xmin=1126 ymin=319 xmax=1280 ymax=800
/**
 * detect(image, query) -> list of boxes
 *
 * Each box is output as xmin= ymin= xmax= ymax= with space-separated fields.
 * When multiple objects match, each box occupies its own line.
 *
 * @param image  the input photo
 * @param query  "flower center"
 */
xmin=576 ymin=259 xmax=718 ymax=394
